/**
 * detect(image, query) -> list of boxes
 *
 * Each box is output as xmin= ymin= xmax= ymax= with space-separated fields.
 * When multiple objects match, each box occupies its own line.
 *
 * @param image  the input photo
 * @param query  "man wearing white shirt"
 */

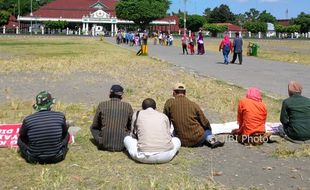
xmin=124 ymin=98 xmax=181 ymax=164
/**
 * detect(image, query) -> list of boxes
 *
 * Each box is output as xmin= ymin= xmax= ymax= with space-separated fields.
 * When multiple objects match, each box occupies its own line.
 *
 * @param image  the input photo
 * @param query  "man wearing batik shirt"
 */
xmin=90 ymin=85 xmax=133 ymax=151
xmin=164 ymin=83 xmax=224 ymax=148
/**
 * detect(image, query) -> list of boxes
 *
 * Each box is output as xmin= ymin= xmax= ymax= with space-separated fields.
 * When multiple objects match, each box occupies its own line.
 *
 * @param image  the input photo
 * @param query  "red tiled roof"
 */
xmin=215 ymin=23 xmax=246 ymax=32
xmin=31 ymin=0 xmax=117 ymax=18
xmin=277 ymin=19 xmax=290 ymax=26
xmin=5 ymin=15 xmax=18 ymax=29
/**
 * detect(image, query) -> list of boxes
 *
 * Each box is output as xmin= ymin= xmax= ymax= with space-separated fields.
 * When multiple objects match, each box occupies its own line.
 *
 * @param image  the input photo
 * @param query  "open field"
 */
xmin=0 ymin=36 xmax=309 ymax=189
xmin=172 ymin=37 xmax=310 ymax=65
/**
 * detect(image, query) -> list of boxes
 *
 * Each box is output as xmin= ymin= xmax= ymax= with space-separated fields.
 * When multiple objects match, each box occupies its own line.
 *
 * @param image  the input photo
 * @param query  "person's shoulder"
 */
xmin=45 ymin=111 xmax=66 ymax=119
xmin=52 ymin=111 xmax=65 ymax=116
xmin=238 ymin=97 xmax=249 ymax=105
xmin=164 ymin=98 xmax=175 ymax=104
xmin=121 ymin=101 xmax=133 ymax=107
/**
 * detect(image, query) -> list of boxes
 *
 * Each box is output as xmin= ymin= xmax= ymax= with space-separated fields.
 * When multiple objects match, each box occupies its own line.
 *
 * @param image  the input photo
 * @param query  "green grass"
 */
xmin=273 ymin=144 xmax=310 ymax=158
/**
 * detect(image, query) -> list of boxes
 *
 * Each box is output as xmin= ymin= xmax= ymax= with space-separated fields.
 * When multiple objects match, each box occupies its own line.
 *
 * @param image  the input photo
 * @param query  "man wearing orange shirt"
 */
xmin=233 ymin=87 xmax=267 ymax=144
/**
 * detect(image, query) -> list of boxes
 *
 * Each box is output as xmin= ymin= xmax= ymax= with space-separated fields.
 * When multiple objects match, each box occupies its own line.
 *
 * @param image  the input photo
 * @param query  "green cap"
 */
xmin=33 ymin=91 xmax=55 ymax=111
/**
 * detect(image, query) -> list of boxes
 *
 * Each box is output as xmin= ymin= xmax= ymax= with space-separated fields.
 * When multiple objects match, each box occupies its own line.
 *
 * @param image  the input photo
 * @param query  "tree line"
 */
xmin=0 ymin=0 xmax=53 ymax=26
xmin=172 ymin=4 xmax=309 ymax=34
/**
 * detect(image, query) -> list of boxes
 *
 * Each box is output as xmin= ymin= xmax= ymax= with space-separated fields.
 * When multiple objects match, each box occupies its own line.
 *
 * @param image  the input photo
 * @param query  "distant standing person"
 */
xmin=90 ymin=85 xmax=133 ymax=151
xmin=219 ymin=35 xmax=233 ymax=64
xmin=231 ymin=32 xmax=243 ymax=65
xmin=181 ymin=33 xmax=188 ymax=55
xmin=188 ymin=32 xmax=195 ymax=55
xmin=197 ymin=31 xmax=205 ymax=55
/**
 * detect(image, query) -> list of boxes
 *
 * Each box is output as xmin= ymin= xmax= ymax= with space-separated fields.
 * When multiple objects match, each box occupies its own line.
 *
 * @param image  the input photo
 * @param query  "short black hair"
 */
xmin=235 ymin=32 xmax=240 ymax=36
xmin=174 ymin=90 xmax=186 ymax=95
xmin=109 ymin=93 xmax=122 ymax=99
xmin=142 ymin=98 xmax=156 ymax=110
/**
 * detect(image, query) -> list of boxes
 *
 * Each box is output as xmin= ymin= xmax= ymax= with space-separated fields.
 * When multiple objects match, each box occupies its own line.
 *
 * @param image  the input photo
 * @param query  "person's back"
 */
xmin=233 ymin=36 xmax=243 ymax=53
xmin=237 ymin=98 xmax=267 ymax=135
xmin=90 ymin=85 xmax=133 ymax=151
xmin=164 ymin=96 xmax=206 ymax=146
xmin=22 ymin=111 xmax=67 ymax=159
xmin=164 ymin=83 xmax=224 ymax=148
xmin=135 ymin=108 xmax=174 ymax=152
xmin=18 ymin=91 xmax=69 ymax=163
xmin=281 ymin=82 xmax=310 ymax=140
xmin=124 ymin=98 xmax=180 ymax=164
xmin=93 ymin=99 xmax=132 ymax=150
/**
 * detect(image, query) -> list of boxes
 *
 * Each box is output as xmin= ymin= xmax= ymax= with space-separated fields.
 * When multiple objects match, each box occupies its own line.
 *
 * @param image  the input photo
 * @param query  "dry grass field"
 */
xmin=0 ymin=36 xmax=308 ymax=189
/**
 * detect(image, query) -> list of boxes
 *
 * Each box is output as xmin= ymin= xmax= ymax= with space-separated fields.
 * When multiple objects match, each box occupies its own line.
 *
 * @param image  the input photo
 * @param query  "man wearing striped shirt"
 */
xmin=90 ymin=85 xmax=133 ymax=151
xmin=18 ymin=91 xmax=69 ymax=164
xmin=163 ymin=83 xmax=224 ymax=149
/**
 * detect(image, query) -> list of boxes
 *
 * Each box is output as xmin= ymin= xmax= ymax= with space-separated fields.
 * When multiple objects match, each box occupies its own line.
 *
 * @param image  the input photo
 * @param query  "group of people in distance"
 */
xmin=181 ymin=31 xmax=205 ymax=55
xmin=17 ymin=81 xmax=310 ymax=164
xmin=219 ymin=32 xmax=243 ymax=65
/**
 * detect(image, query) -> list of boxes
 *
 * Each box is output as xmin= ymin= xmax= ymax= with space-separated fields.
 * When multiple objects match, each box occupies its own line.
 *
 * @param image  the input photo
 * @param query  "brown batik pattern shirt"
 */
xmin=163 ymin=96 xmax=211 ymax=147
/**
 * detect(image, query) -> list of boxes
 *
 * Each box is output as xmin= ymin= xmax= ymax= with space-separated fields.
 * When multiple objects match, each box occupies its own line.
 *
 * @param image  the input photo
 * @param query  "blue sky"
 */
xmin=169 ymin=0 xmax=309 ymax=19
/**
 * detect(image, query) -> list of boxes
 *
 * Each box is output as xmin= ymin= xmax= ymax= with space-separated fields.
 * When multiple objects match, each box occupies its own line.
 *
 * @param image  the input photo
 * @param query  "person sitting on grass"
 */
xmin=124 ymin=98 xmax=181 ymax=164
xmin=163 ymin=83 xmax=224 ymax=149
xmin=90 ymin=85 xmax=133 ymax=151
xmin=232 ymin=87 xmax=268 ymax=145
xmin=280 ymin=81 xmax=310 ymax=141
xmin=18 ymin=91 xmax=69 ymax=164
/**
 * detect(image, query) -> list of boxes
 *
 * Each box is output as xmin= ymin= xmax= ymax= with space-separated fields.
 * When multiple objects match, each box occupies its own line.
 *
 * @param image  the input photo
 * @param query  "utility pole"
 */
xmin=18 ymin=0 xmax=20 ymax=31
xmin=183 ymin=0 xmax=187 ymax=34
xmin=30 ymin=0 xmax=33 ymax=34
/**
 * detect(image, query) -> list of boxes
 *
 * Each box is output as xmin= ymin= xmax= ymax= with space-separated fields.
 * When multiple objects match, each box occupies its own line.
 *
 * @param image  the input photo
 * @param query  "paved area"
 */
xmin=106 ymin=37 xmax=310 ymax=98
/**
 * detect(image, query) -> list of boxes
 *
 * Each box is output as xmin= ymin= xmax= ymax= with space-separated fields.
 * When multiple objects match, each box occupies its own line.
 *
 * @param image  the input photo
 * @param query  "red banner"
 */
xmin=0 ymin=124 xmax=21 ymax=148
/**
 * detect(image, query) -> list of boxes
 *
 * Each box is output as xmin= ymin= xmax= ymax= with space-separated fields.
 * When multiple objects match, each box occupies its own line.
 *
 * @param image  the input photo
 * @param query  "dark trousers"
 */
xmin=231 ymin=52 xmax=243 ymax=64
xmin=18 ymin=135 xmax=69 ymax=164
xmin=182 ymin=44 xmax=188 ymax=54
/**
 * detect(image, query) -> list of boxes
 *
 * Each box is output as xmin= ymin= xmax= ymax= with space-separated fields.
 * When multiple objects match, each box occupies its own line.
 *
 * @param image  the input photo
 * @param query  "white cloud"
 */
xmin=260 ymin=0 xmax=280 ymax=2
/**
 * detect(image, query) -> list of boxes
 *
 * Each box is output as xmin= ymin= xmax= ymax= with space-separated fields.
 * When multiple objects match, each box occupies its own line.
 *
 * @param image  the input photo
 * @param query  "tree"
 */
xmin=245 ymin=8 xmax=260 ymax=21
xmin=234 ymin=13 xmax=247 ymax=28
xmin=203 ymin=8 xmax=211 ymax=22
xmin=275 ymin=24 xmax=301 ymax=34
xmin=0 ymin=0 xmax=54 ymax=16
xmin=179 ymin=14 xmax=206 ymax=32
xmin=208 ymin=4 xmax=235 ymax=23
xmin=292 ymin=12 xmax=310 ymax=33
xmin=203 ymin=23 xmax=227 ymax=37
xmin=274 ymin=24 xmax=286 ymax=33
xmin=244 ymin=21 xmax=267 ymax=33
xmin=0 ymin=10 xmax=10 ymax=26
xmin=258 ymin=10 xmax=276 ymax=23
xmin=286 ymin=25 xmax=301 ymax=33
xmin=116 ymin=0 xmax=171 ymax=30
xmin=44 ymin=20 xmax=68 ymax=30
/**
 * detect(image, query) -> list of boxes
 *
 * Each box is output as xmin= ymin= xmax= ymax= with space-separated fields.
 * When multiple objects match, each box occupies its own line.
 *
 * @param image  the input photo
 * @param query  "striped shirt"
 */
xmin=18 ymin=111 xmax=68 ymax=159
xmin=91 ymin=98 xmax=133 ymax=151
xmin=163 ymin=96 xmax=211 ymax=147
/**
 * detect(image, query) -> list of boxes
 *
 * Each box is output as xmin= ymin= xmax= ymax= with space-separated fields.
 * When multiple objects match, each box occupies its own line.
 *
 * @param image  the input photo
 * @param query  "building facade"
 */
xmin=16 ymin=0 xmax=179 ymax=36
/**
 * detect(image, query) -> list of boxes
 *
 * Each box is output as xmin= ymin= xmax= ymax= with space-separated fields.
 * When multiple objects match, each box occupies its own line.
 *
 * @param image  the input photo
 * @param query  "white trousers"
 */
xmin=124 ymin=136 xmax=181 ymax=164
